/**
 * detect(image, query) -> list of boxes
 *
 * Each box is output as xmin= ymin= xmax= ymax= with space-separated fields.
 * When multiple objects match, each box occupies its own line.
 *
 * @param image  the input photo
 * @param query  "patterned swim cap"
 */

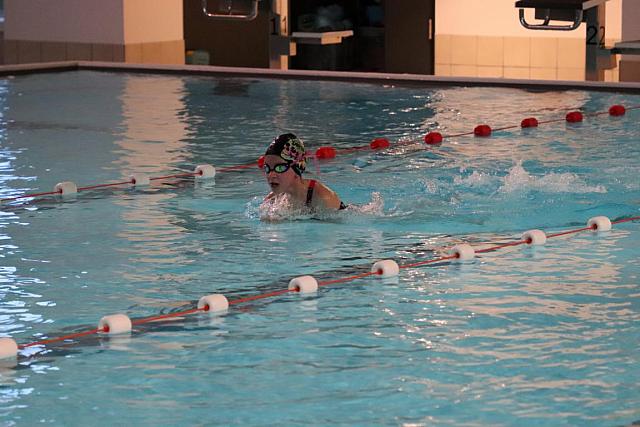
xmin=265 ymin=133 xmax=307 ymax=175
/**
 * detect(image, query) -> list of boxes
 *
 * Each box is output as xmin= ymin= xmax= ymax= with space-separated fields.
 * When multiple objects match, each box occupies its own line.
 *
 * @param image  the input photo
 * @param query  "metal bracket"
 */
xmin=518 ymin=8 xmax=583 ymax=30
xmin=612 ymin=40 xmax=640 ymax=55
xmin=202 ymin=0 xmax=260 ymax=21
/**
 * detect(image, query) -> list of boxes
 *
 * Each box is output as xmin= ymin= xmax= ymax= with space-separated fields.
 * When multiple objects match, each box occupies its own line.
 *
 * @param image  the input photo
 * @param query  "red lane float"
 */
xmin=315 ymin=146 xmax=337 ymax=159
xmin=3 ymin=103 xmax=638 ymax=207
xmin=521 ymin=117 xmax=539 ymax=128
xmin=424 ymin=132 xmax=443 ymax=145
xmin=474 ymin=125 xmax=492 ymax=137
xmin=566 ymin=111 xmax=583 ymax=123
xmin=370 ymin=137 xmax=391 ymax=150
xmin=609 ymin=104 xmax=626 ymax=116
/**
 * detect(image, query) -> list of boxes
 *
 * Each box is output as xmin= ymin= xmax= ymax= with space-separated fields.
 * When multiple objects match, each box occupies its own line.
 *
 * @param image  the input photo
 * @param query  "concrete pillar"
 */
xmin=619 ymin=0 xmax=640 ymax=81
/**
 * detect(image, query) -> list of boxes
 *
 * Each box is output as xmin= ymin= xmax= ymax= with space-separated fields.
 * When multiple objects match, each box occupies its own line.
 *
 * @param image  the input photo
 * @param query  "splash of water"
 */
xmin=245 ymin=192 xmax=385 ymax=221
xmin=347 ymin=191 xmax=384 ymax=216
xmin=257 ymin=193 xmax=311 ymax=222
xmin=497 ymin=161 xmax=607 ymax=194
xmin=454 ymin=170 xmax=493 ymax=188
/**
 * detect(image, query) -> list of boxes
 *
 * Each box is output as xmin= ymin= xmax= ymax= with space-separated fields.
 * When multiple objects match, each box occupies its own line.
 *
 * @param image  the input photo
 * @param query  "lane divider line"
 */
xmin=2 ymin=104 xmax=637 ymax=206
xmin=1 ymin=214 xmax=637 ymax=362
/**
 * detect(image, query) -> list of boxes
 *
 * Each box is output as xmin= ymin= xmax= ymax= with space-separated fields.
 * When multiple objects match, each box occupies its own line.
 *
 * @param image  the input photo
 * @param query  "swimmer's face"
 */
xmin=263 ymin=154 xmax=298 ymax=193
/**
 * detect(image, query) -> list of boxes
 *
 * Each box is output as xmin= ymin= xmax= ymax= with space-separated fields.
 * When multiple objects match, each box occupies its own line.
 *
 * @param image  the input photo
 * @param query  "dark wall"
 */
xmin=384 ymin=0 xmax=435 ymax=74
xmin=183 ymin=0 xmax=270 ymax=68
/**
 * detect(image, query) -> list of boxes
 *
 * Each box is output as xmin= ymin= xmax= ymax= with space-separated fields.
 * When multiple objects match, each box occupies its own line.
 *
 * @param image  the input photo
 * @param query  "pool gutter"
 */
xmin=2 ymin=60 xmax=640 ymax=94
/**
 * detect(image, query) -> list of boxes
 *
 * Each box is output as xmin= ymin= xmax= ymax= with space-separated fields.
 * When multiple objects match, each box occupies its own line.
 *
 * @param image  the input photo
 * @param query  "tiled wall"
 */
xmin=122 ymin=40 xmax=185 ymax=64
xmin=435 ymin=35 xmax=620 ymax=82
xmin=2 ymin=39 xmax=185 ymax=65
xmin=620 ymin=59 xmax=640 ymax=82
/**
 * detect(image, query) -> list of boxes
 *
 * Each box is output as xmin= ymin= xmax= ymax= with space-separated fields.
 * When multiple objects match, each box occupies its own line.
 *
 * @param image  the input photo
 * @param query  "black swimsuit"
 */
xmin=306 ymin=179 xmax=347 ymax=210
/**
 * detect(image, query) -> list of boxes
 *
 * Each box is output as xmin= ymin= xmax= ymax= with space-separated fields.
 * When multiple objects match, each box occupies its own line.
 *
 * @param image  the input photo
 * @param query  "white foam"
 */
xmin=454 ymin=170 xmax=493 ymax=188
xmin=245 ymin=192 xmax=385 ymax=221
xmin=497 ymin=161 xmax=606 ymax=194
xmin=257 ymin=193 xmax=312 ymax=222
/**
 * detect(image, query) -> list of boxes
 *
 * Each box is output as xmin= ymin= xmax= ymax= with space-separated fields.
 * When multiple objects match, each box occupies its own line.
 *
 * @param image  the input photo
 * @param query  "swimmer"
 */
xmin=262 ymin=133 xmax=347 ymax=211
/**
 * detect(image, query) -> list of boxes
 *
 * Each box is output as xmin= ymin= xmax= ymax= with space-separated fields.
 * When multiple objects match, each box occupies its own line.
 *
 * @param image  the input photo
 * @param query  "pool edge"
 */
xmin=2 ymin=60 xmax=640 ymax=94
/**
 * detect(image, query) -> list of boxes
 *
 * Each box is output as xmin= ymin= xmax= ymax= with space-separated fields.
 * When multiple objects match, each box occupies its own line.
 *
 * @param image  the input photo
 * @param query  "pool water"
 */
xmin=0 ymin=71 xmax=639 ymax=426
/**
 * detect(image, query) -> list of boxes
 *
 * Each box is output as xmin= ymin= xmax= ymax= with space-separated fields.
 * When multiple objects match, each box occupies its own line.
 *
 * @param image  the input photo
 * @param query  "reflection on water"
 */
xmin=115 ymin=75 xmax=190 ymax=173
xmin=212 ymin=79 xmax=255 ymax=97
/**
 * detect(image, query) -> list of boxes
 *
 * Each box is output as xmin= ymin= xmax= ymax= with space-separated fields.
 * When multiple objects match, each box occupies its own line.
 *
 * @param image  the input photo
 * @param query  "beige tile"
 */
xmin=17 ymin=40 xmax=41 ymax=64
xmin=177 ymin=40 xmax=187 ymax=63
xmin=41 ymin=42 xmax=67 ymax=62
xmin=141 ymin=41 xmax=163 ymax=63
xmin=604 ymin=38 xmax=618 ymax=49
xmin=557 ymin=67 xmax=584 ymax=81
xmin=132 ymin=40 xmax=185 ymax=65
xmin=435 ymin=63 xmax=451 ymax=76
xmin=477 ymin=36 xmax=503 ymax=67
xmin=557 ymin=38 xmax=585 ymax=68
xmin=125 ymin=43 xmax=143 ymax=63
xmin=92 ymin=44 xmax=114 ymax=62
xmin=504 ymin=67 xmax=530 ymax=79
xmin=435 ymin=34 xmax=451 ymax=65
xmin=161 ymin=40 xmax=185 ymax=65
xmin=450 ymin=35 xmax=477 ymax=66
xmin=530 ymin=67 xmax=557 ymax=80
xmin=603 ymin=68 xmax=619 ymax=82
xmin=113 ymin=45 xmax=125 ymax=62
xmin=451 ymin=65 xmax=478 ymax=77
xmin=530 ymin=38 xmax=557 ymax=68
xmin=504 ymin=37 xmax=530 ymax=67
xmin=67 ymin=43 xmax=91 ymax=61
xmin=3 ymin=40 xmax=18 ymax=64
xmin=477 ymin=66 xmax=503 ymax=78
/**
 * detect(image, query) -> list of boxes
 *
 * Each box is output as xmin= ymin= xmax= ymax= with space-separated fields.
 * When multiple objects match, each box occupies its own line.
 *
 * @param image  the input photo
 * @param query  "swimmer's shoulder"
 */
xmin=311 ymin=180 xmax=342 ymax=210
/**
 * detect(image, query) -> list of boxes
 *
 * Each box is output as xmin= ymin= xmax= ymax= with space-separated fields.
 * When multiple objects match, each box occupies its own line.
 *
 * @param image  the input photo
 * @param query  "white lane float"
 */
xmin=194 ymin=164 xmax=216 ymax=179
xmin=522 ymin=229 xmax=547 ymax=245
xmin=98 ymin=314 xmax=132 ymax=334
xmin=289 ymin=275 xmax=319 ymax=293
xmin=588 ymin=216 xmax=612 ymax=232
xmin=450 ymin=244 xmax=475 ymax=261
xmin=371 ymin=260 xmax=400 ymax=277
xmin=197 ymin=294 xmax=229 ymax=312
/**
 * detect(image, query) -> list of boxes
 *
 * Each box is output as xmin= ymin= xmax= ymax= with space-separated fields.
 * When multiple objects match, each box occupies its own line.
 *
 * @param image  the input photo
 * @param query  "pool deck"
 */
xmin=1 ymin=60 xmax=640 ymax=94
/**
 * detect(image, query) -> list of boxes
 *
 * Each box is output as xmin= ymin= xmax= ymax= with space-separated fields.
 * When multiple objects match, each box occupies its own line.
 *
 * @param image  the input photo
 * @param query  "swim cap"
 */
xmin=265 ymin=133 xmax=307 ymax=175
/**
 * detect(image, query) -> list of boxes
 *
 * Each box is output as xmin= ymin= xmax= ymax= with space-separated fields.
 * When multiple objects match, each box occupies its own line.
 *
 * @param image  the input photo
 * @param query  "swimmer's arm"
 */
xmin=264 ymin=192 xmax=275 ymax=201
xmin=313 ymin=183 xmax=342 ymax=210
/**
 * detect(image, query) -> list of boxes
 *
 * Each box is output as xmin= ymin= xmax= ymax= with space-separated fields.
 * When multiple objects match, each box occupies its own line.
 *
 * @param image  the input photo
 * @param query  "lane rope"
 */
xmin=1 ymin=214 xmax=637 ymax=361
xmin=1 ymin=104 xmax=637 ymax=206
xmin=1 ymin=104 xmax=638 ymax=361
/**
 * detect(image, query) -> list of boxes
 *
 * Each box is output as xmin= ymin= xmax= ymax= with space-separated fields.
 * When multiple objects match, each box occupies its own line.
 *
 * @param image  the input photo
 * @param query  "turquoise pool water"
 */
xmin=0 ymin=71 xmax=639 ymax=426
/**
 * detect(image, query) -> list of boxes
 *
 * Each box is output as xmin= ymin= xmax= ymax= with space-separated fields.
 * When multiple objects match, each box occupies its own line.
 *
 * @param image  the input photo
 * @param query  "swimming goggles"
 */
xmin=263 ymin=162 xmax=291 ymax=174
